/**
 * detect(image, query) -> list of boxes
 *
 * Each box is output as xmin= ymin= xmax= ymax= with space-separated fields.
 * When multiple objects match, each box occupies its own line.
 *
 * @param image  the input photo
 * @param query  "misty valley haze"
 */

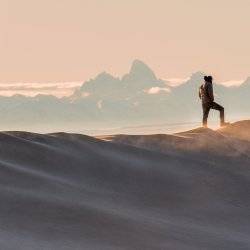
xmin=0 ymin=60 xmax=250 ymax=132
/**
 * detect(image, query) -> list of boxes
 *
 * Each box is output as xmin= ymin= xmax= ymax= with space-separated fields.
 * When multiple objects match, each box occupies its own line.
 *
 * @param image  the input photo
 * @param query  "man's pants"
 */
xmin=202 ymin=102 xmax=224 ymax=127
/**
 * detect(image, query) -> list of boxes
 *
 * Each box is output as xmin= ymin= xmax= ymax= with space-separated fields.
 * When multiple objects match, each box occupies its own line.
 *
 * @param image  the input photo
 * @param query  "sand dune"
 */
xmin=0 ymin=121 xmax=250 ymax=249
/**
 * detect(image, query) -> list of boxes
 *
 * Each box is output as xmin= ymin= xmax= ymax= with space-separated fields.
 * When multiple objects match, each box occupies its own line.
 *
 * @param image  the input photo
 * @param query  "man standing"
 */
xmin=199 ymin=75 xmax=227 ymax=128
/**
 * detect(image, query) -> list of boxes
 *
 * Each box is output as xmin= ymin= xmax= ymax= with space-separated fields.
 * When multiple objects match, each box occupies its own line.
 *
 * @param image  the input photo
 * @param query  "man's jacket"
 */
xmin=199 ymin=81 xmax=214 ymax=104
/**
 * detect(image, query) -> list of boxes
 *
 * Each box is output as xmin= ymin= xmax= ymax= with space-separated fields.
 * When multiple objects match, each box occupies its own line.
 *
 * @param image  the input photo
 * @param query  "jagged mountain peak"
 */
xmin=122 ymin=59 xmax=158 ymax=82
xmin=130 ymin=59 xmax=154 ymax=73
xmin=94 ymin=71 xmax=118 ymax=82
xmin=174 ymin=71 xmax=205 ymax=91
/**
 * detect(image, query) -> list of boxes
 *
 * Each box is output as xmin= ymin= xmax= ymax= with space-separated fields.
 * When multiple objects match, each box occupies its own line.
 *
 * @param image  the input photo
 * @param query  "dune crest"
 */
xmin=103 ymin=121 xmax=250 ymax=157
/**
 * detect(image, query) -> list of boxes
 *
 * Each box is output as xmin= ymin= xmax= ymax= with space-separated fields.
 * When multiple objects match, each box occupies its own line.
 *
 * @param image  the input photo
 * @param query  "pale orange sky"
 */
xmin=1 ymin=0 xmax=250 ymax=86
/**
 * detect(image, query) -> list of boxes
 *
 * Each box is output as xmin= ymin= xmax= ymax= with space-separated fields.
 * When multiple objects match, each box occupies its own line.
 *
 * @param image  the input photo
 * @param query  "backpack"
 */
xmin=199 ymin=84 xmax=206 ymax=99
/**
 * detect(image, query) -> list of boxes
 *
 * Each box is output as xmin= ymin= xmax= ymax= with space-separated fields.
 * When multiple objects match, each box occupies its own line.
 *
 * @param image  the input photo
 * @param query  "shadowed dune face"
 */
xmin=0 ymin=122 xmax=250 ymax=249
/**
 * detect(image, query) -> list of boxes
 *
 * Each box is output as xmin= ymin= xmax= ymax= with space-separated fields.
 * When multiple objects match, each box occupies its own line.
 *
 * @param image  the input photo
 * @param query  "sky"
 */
xmin=0 ymin=0 xmax=250 ymax=96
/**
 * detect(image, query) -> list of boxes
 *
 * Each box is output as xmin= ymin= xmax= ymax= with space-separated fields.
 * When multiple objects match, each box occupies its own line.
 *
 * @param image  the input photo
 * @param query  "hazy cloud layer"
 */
xmin=165 ymin=78 xmax=245 ymax=88
xmin=164 ymin=78 xmax=190 ymax=87
xmin=145 ymin=87 xmax=170 ymax=94
xmin=219 ymin=80 xmax=244 ymax=87
xmin=0 ymin=82 xmax=82 ymax=97
xmin=0 ymin=76 xmax=245 ymax=97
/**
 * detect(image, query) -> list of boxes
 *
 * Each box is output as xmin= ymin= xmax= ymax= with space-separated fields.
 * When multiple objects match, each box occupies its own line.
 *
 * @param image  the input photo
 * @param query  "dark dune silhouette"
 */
xmin=0 ymin=121 xmax=250 ymax=249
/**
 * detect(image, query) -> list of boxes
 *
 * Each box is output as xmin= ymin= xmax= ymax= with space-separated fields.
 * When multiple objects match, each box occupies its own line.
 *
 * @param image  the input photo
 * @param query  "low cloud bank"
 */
xmin=0 ymin=78 xmax=246 ymax=98
xmin=0 ymin=82 xmax=82 ymax=97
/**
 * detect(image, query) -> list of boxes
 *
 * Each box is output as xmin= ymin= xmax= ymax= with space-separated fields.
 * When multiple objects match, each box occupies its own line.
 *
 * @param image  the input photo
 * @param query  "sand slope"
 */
xmin=219 ymin=120 xmax=250 ymax=141
xmin=0 ymin=121 xmax=250 ymax=249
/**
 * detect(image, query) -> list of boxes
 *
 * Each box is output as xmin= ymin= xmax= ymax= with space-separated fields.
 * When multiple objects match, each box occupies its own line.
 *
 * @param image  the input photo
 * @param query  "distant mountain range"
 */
xmin=0 ymin=60 xmax=249 ymax=131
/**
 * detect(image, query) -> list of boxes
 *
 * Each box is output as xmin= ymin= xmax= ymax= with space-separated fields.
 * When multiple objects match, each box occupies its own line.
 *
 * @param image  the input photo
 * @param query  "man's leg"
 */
xmin=202 ymin=104 xmax=210 ymax=127
xmin=211 ymin=102 xmax=225 ymax=126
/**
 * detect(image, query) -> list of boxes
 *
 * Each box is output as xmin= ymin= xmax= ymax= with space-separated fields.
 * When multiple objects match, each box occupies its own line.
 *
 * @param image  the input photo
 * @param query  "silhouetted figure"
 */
xmin=199 ymin=76 xmax=227 ymax=127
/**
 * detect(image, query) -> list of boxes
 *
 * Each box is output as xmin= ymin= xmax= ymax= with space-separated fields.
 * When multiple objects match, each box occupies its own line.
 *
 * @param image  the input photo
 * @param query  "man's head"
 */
xmin=204 ymin=75 xmax=213 ymax=83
